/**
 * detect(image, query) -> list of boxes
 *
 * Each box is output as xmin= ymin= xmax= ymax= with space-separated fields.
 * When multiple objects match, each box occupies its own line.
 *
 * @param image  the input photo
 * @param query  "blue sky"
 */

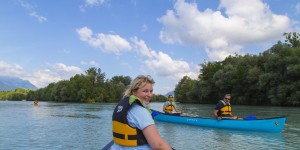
xmin=0 ymin=0 xmax=299 ymax=95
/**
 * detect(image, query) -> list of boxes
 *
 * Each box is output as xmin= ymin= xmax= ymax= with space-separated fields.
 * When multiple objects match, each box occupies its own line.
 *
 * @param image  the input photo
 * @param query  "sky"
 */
xmin=0 ymin=0 xmax=300 ymax=95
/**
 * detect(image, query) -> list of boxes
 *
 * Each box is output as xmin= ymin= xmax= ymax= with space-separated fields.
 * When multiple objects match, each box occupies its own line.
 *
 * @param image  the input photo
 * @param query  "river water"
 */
xmin=0 ymin=101 xmax=299 ymax=150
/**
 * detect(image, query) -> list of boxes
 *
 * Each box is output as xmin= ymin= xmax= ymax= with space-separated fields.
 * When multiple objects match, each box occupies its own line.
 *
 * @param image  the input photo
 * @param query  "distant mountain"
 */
xmin=0 ymin=76 xmax=37 ymax=91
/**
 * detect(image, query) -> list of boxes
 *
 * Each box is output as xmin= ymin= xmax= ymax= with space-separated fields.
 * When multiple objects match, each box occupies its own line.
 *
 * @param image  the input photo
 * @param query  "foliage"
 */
xmin=0 ymin=88 xmax=33 ymax=100
xmin=174 ymin=32 xmax=300 ymax=106
xmin=0 ymin=67 xmax=167 ymax=103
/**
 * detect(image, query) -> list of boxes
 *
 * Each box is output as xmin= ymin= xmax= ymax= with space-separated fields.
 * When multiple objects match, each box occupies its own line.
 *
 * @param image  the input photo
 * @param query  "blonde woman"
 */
xmin=111 ymin=75 xmax=172 ymax=150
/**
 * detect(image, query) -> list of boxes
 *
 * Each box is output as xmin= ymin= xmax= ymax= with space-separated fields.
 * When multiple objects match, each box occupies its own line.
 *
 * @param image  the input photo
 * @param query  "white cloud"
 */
xmin=131 ymin=37 xmax=198 ymax=82
xmin=131 ymin=36 xmax=154 ymax=58
xmin=77 ymin=27 xmax=132 ymax=55
xmin=85 ymin=0 xmax=105 ymax=6
xmin=29 ymin=69 xmax=62 ymax=88
xmin=80 ymin=0 xmax=106 ymax=12
xmin=0 ymin=60 xmax=26 ymax=77
xmin=29 ymin=63 xmax=83 ymax=88
xmin=19 ymin=0 xmax=33 ymax=10
xmin=77 ymin=26 xmax=93 ymax=41
xmin=296 ymin=2 xmax=300 ymax=13
xmin=158 ymin=0 xmax=290 ymax=61
xmin=29 ymin=12 xmax=47 ymax=23
xmin=18 ymin=0 xmax=47 ymax=23
xmin=28 ymin=63 xmax=83 ymax=88
xmin=50 ymin=63 xmax=83 ymax=78
xmin=89 ymin=61 xmax=100 ymax=67
xmin=0 ymin=60 xmax=83 ymax=88
xmin=80 ymin=61 xmax=100 ymax=67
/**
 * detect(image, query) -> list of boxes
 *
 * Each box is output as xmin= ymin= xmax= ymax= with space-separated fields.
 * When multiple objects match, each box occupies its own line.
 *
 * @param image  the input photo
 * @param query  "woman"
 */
xmin=111 ymin=75 xmax=172 ymax=149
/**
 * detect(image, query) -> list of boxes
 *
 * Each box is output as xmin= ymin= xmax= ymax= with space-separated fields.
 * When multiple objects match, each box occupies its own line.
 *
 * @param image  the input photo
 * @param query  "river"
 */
xmin=0 ymin=101 xmax=299 ymax=150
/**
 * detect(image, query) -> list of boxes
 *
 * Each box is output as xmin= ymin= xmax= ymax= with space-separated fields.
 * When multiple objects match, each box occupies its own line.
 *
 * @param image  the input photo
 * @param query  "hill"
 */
xmin=0 ymin=76 xmax=37 ymax=91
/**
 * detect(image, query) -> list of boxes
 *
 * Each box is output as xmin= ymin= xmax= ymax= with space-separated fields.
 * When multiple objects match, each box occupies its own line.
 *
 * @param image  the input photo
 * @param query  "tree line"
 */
xmin=174 ymin=32 xmax=300 ymax=106
xmin=1 ymin=32 xmax=300 ymax=106
xmin=0 ymin=68 xmax=167 ymax=103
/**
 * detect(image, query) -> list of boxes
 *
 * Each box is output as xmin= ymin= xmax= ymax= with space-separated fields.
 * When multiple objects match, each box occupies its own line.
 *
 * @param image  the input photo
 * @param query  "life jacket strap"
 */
xmin=113 ymin=132 xmax=137 ymax=140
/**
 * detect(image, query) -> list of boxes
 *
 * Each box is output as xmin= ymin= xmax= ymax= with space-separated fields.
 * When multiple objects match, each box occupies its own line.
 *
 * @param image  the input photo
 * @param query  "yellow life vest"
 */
xmin=164 ymin=101 xmax=174 ymax=112
xmin=219 ymin=100 xmax=232 ymax=115
xmin=112 ymin=95 xmax=150 ymax=146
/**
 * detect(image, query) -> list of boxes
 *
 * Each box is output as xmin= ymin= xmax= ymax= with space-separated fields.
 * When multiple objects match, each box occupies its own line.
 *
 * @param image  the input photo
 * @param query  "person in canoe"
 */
xmin=34 ymin=100 xmax=38 ymax=106
xmin=163 ymin=95 xmax=182 ymax=115
xmin=214 ymin=94 xmax=238 ymax=120
xmin=111 ymin=75 xmax=172 ymax=150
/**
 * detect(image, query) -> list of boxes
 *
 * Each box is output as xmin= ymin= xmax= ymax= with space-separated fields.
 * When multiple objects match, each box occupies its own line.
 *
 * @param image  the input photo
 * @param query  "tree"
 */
xmin=283 ymin=32 xmax=300 ymax=47
xmin=175 ymin=76 xmax=195 ymax=103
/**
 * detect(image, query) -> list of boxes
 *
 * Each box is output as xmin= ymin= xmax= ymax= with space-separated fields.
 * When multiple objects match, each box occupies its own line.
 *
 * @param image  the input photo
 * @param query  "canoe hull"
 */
xmin=152 ymin=110 xmax=285 ymax=132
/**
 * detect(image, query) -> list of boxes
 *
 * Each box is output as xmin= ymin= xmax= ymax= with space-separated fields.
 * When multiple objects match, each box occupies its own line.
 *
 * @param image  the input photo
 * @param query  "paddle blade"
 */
xmin=151 ymin=111 xmax=159 ymax=117
xmin=244 ymin=116 xmax=257 ymax=120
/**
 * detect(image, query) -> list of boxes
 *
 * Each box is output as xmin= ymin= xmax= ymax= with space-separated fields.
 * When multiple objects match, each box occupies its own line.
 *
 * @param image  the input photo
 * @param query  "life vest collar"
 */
xmin=220 ymin=100 xmax=230 ymax=106
xmin=129 ymin=95 xmax=152 ymax=114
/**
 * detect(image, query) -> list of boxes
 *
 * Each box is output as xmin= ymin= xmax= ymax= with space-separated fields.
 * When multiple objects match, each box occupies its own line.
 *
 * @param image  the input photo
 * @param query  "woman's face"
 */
xmin=134 ymin=83 xmax=153 ymax=105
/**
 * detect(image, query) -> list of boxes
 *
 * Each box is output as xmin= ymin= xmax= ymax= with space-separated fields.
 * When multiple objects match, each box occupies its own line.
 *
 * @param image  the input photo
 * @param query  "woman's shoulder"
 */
xmin=129 ymin=103 xmax=149 ymax=114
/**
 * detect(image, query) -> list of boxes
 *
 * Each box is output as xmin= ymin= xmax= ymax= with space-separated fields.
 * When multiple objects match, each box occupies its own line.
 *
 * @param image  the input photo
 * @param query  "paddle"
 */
xmin=102 ymin=140 xmax=114 ymax=150
xmin=244 ymin=116 xmax=256 ymax=120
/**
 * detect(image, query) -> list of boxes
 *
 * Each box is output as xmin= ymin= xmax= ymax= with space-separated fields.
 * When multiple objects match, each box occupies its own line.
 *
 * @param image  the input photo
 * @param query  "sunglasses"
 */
xmin=224 ymin=98 xmax=231 ymax=100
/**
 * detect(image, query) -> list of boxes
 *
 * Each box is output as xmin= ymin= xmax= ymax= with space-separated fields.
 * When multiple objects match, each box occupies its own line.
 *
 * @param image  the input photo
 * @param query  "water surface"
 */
xmin=0 ymin=101 xmax=299 ymax=150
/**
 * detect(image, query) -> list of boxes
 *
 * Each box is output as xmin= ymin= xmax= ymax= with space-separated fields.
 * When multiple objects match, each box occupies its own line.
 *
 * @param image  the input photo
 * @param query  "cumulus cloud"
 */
xmin=49 ymin=63 xmax=83 ymax=78
xmin=30 ymin=63 xmax=83 ymax=88
xmin=0 ymin=60 xmax=26 ymax=77
xmin=29 ymin=63 xmax=83 ymax=88
xmin=131 ymin=37 xmax=198 ymax=81
xmin=77 ymin=27 xmax=132 ymax=55
xmin=29 ymin=69 xmax=62 ymax=88
xmin=76 ymin=27 xmax=199 ymax=85
xmin=158 ymin=0 xmax=290 ymax=60
xmin=0 ymin=60 xmax=83 ymax=88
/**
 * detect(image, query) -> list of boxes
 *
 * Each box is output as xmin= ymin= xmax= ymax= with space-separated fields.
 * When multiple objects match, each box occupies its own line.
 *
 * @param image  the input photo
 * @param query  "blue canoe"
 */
xmin=151 ymin=110 xmax=286 ymax=133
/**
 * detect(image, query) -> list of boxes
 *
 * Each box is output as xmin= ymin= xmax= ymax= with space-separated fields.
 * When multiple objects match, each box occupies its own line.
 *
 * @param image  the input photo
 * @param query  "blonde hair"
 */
xmin=123 ymin=75 xmax=155 ymax=97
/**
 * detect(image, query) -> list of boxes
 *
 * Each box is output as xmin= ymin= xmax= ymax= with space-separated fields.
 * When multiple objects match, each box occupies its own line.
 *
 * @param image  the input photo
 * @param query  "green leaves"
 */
xmin=174 ymin=32 xmax=300 ymax=106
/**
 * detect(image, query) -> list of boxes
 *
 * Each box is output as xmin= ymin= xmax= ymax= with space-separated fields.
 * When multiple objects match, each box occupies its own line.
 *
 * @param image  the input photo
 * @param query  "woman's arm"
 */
xmin=143 ymin=124 xmax=172 ymax=150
